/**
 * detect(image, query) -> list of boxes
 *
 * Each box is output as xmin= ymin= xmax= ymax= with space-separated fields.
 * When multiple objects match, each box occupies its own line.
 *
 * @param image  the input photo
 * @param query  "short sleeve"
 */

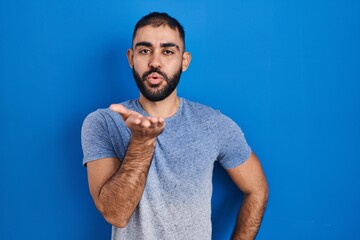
xmin=81 ymin=110 xmax=118 ymax=166
xmin=217 ymin=114 xmax=252 ymax=169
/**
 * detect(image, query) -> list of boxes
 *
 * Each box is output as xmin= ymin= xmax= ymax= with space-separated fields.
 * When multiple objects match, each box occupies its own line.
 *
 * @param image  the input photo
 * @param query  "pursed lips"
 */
xmin=146 ymin=72 xmax=164 ymax=85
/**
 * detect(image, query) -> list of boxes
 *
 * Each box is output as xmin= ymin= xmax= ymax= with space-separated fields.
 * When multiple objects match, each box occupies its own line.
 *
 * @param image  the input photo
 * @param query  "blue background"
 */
xmin=1 ymin=0 xmax=359 ymax=239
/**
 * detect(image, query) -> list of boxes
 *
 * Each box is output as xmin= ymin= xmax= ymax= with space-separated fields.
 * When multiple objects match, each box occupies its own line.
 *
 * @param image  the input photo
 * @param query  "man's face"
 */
xmin=127 ymin=25 xmax=191 ymax=102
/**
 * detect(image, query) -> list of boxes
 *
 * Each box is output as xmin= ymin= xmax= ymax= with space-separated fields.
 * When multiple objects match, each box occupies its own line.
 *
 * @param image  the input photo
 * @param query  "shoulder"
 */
xmin=83 ymin=100 xmax=137 ymax=126
xmin=82 ymin=100 xmax=139 ymax=135
xmin=181 ymin=98 xmax=235 ymax=124
xmin=83 ymin=108 xmax=116 ymax=127
xmin=182 ymin=98 xmax=220 ymax=116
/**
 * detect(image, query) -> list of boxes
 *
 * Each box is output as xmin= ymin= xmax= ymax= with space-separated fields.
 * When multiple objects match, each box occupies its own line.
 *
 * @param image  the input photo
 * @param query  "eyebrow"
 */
xmin=134 ymin=41 xmax=180 ymax=51
xmin=160 ymin=42 xmax=180 ymax=51
xmin=135 ymin=41 xmax=152 ymax=48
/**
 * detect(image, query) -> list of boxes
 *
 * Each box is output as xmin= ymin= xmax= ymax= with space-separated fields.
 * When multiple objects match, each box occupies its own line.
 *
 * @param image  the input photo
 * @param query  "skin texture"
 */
xmin=228 ymin=153 xmax=268 ymax=240
xmin=87 ymin=105 xmax=165 ymax=227
xmin=86 ymin=24 xmax=268 ymax=238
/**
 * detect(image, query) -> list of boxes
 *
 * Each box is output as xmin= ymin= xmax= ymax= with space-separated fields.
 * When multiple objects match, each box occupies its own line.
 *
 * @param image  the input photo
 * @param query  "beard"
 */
xmin=132 ymin=66 xmax=182 ymax=102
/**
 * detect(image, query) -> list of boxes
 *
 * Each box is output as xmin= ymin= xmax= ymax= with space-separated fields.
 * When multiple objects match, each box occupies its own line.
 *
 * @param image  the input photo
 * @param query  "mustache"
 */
xmin=142 ymin=68 xmax=167 ymax=81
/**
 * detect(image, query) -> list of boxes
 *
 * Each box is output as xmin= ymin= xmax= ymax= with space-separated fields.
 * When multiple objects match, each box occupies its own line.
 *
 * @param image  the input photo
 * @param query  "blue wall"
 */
xmin=1 ymin=0 xmax=359 ymax=239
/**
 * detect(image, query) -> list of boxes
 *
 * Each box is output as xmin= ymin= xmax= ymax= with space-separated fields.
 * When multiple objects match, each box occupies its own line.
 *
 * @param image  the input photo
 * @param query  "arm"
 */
xmin=227 ymin=152 xmax=269 ymax=240
xmin=86 ymin=104 xmax=165 ymax=228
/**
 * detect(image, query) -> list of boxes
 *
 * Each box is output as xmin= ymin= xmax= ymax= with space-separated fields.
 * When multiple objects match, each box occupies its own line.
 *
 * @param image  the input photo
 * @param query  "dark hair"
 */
xmin=132 ymin=12 xmax=186 ymax=50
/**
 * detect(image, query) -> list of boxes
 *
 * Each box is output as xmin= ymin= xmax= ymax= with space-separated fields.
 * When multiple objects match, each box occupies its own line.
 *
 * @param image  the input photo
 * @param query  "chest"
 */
xmin=145 ymin=122 xmax=219 ymax=198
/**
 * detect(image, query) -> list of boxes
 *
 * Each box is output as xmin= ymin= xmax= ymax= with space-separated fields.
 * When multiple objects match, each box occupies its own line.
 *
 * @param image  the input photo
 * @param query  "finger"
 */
xmin=110 ymin=104 xmax=131 ymax=120
xmin=126 ymin=114 xmax=142 ymax=126
xmin=147 ymin=117 xmax=164 ymax=128
xmin=139 ymin=118 xmax=151 ymax=128
xmin=157 ymin=117 xmax=164 ymax=124
xmin=148 ymin=117 xmax=159 ymax=125
xmin=156 ymin=118 xmax=165 ymax=127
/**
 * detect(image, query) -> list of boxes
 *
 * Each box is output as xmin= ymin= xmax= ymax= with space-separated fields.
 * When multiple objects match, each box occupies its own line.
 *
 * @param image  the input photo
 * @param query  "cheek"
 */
xmin=133 ymin=60 xmax=148 ymax=73
xmin=167 ymin=57 xmax=183 ymax=70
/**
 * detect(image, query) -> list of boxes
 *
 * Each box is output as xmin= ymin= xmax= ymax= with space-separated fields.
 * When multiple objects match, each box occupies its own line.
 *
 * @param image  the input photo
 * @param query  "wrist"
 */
xmin=130 ymin=136 xmax=157 ymax=147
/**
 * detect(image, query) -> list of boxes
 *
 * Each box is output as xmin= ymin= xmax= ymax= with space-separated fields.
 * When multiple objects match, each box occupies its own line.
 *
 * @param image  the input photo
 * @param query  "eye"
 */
xmin=163 ymin=49 xmax=174 ymax=55
xmin=139 ymin=49 xmax=151 ymax=55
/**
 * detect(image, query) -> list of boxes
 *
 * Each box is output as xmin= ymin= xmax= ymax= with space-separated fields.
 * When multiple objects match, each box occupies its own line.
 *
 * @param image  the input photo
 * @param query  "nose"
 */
xmin=148 ymin=51 xmax=162 ymax=69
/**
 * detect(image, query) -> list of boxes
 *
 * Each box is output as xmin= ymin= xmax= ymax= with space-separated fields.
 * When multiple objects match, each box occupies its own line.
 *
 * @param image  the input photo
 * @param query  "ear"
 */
xmin=126 ymin=49 xmax=134 ymax=68
xmin=181 ymin=52 xmax=192 ymax=72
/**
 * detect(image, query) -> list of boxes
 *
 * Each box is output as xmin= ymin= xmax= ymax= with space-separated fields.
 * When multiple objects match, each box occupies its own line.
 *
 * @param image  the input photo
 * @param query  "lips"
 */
xmin=146 ymin=72 xmax=164 ymax=85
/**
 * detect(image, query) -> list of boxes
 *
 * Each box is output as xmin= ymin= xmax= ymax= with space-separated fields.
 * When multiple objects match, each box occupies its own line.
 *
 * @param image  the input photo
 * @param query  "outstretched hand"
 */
xmin=110 ymin=104 xmax=165 ymax=141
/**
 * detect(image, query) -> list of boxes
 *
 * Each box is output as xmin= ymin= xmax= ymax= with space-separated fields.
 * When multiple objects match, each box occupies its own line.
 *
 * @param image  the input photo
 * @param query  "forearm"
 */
xmin=96 ymin=137 xmax=156 ymax=227
xmin=231 ymin=191 xmax=268 ymax=240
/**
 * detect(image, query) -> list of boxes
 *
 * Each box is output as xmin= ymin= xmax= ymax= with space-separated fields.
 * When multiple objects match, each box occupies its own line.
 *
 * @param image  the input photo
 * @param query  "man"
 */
xmin=81 ymin=12 xmax=268 ymax=240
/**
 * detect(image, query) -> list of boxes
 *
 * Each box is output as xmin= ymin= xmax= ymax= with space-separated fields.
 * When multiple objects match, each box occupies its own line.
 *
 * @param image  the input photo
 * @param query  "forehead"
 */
xmin=133 ymin=25 xmax=183 ymax=49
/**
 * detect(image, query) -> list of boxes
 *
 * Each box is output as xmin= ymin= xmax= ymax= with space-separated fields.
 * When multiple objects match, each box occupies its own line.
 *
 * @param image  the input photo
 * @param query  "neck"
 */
xmin=138 ymin=91 xmax=180 ymax=118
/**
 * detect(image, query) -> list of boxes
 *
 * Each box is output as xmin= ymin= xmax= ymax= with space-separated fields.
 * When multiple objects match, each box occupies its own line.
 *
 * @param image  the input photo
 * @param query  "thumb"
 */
xmin=110 ymin=104 xmax=131 ymax=121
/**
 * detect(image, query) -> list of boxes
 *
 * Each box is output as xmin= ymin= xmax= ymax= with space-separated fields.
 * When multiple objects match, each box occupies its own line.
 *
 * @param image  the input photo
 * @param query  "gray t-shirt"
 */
xmin=81 ymin=98 xmax=251 ymax=240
